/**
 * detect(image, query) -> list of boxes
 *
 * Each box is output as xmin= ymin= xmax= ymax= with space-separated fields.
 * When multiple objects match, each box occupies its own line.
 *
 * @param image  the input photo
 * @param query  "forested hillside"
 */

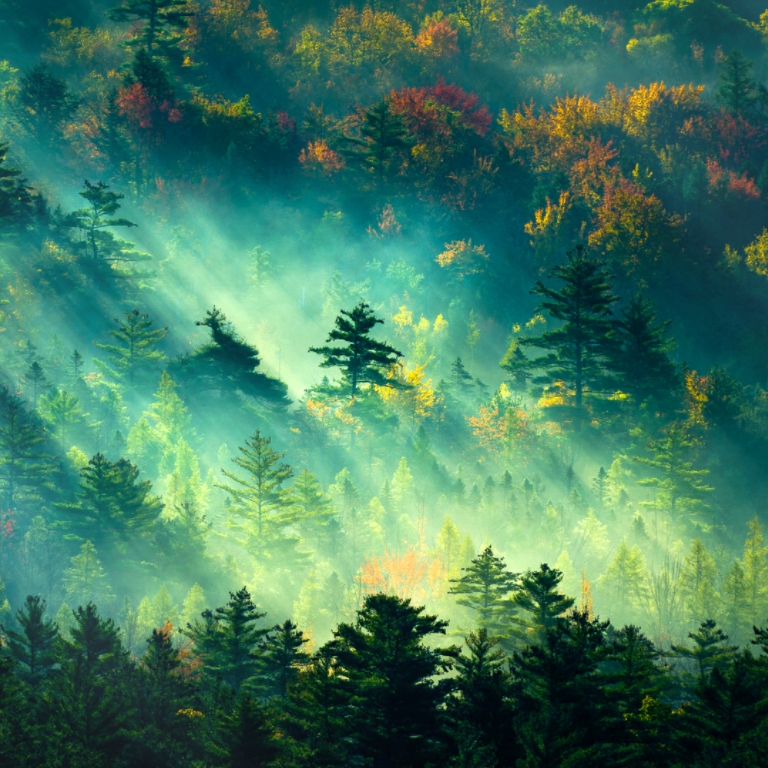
xmin=3 ymin=0 xmax=768 ymax=765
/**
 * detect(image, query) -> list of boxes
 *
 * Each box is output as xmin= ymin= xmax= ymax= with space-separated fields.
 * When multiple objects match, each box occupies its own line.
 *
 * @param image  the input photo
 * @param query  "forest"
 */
xmin=3 ymin=0 xmax=768 ymax=765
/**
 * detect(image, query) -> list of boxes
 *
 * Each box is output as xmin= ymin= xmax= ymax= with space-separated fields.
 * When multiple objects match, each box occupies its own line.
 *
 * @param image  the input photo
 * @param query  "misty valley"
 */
xmin=3 ymin=0 xmax=768 ymax=765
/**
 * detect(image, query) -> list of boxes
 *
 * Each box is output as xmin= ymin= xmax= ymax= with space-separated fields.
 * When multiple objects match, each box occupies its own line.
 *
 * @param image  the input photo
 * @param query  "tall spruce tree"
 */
xmin=2 ymin=595 xmax=58 ymax=688
xmin=449 ymin=546 xmax=518 ymax=637
xmin=258 ymin=619 xmax=310 ymax=699
xmin=218 ymin=430 xmax=293 ymax=556
xmin=519 ymin=245 xmax=617 ymax=426
xmin=93 ymin=308 xmax=168 ymax=385
xmin=310 ymin=302 xmax=403 ymax=396
xmin=716 ymin=50 xmax=767 ymax=116
xmin=343 ymin=99 xmax=409 ymax=180
xmin=611 ymin=294 xmax=680 ymax=408
xmin=513 ymin=563 xmax=575 ymax=643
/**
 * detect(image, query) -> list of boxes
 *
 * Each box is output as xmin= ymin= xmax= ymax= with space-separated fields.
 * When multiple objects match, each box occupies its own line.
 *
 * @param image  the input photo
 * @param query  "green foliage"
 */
xmin=1 ymin=594 xmax=58 ymax=687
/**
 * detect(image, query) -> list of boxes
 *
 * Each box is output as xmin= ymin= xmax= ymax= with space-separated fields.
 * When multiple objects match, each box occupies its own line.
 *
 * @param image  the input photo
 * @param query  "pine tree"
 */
xmin=108 ymin=0 xmax=192 ymax=58
xmin=258 ymin=619 xmax=310 ymax=699
xmin=741 ymin=516 xmax=768 ymax=627
xmin=17 ymin=64 xmax=78 ymax=145
xmin=310 ymin=302 xmax=403 ymax=396
xmin=172 ymin=307 xmax=289 ymax=408
xmin=679 ymin=539 xmax=719 ymax=628
xmin=150 ymin=584 xmax=179 ymax=628
xmin=716 ymin=50 xmax=766 ymax=116
xmin=47 ymin=604 xmax=135 ymax=763
xmin=500 ymin=343 xmax=532 ymax=391
xmin=610 ymin=294 xmax=680 ymax=408
xmin=218 ymin=430 xmax=293 ymax=556
xmin=290 ymin=468 xmax=335 ymax=548
xmin=63 ymin=180 xmax=146 ymax=271
xmin=671 ymin=620 xmax=737 ymax=680
xmin=0 ymin=387 xmax=58 ymax=514
xmin=327 ymin=593 xmax=455 ymax=767
xmin=513 ymin=563 xmax=575 ymax=643
xmin=213 ymin=587 xmax=271 ymax=692
xmin=592 ymin=466 xmax=608 ymax=511
xmin=635 ymin=421 xmax=712 ymax=526
xmin=1 ymin=594 xmax=58 ymax=688
xmin=447 ymin=629 xmax=515 ymax=766
xmin=599 ymin=542 xmax=648 ymax=626
xmin=721 ymin=560 xmax=750 ymax=646
xmin=520 ymin=245 xmax=617 ymax=426
xmin=93 ymin=308 xmax=168 ymax=385
xmin=450 ymin=357 xmax=475 ymax=394
xmin=68 ymin=350 xmax=85 ymax=382
xmin=0 ymin=141 xmax=37 ymax=230
xmin=343 ymin=99 xmax=409 ymax=180
xmin=60 ymin=453 xmax=163 ymax=556
xmin=218 ymin=692 xmax=279 ymax=768
xmin=181 ymin=582 xmax=207 ymax=628
xmin=63 ymin=540 xmax=115 ymax=609
xmin=449 ymin=546 xmax=518 ymax=636
xmin=22 ymin=361 xmax=47 ymax=407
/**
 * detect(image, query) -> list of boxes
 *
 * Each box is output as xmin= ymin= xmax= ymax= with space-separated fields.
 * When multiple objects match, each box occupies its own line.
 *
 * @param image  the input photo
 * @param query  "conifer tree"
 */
xmin=716 ymin=50 xmax=767 ymax=116
xmin=679 ymin=539 xmax=719 ymax=628
xmin=93 ymin=308 xmax=168 ymax=385
xmin=449 ymin=356 xmax=475 ymax=394
xmin=343 ymin=99 xmax=409 ymax=180
xmin=60 ymin=454 xmax=163 ymax=555
xmin=449 ymin=546 xmax=518 ymax=636
xmin=258 ymin=619 xmax=310 ymax=699
xmin=290 ymin=468 xmax=335 ymax=547
xmin=610 ymin=294 xmax=680 ymax=408
xmin=23 ymin=360 xmax=47 ymax=406
xmin=17 ymin=64 xmax=79 ymax=145
xmin=1 ymin=594 xmax=58 ymax=688
xmin=310 ymin=301 xmax=403 ymax=396
xmin=218 ymin=430 xmax=293 ymax=555
xmin=513 ymin=563 xmax=575 ymax=642
xmin=181 ymin=582 xmax=207 ymax=628
xmin=108 ymin=0 xmax=192 ymax=58
xmin=0 ymin=141 xmax=37 ymax=230
xmin=742 ymin=516 xmax=768 ymax=627
xmin=63 ymin=540 xmax=115 ymax=609
xmin=599 ymin=542 xmax=648 ymax=626
xmin=520 ymin=245 xmax=617 ymax=425
xmin=671 ymin=620 xmax=738 ymax=680
xmin=0 ymin=387 xmax=58 ymax=514
xmin=218 ymin=691 xmax=279 ymax=768
xmin=173 ymin=307 xmax=290 ymax=407
xmin=721 ymin=560 xmax=750 ymax=645
xmin=327 ymin=593 xmax=455 ymax=767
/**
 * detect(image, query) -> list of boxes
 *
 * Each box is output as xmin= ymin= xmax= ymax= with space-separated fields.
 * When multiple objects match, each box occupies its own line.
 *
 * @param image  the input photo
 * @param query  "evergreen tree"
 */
xmin=218 ymin=430 xmax=293 ymax=556
xmin=0 ymin=141 xmax=37 ymax=230
xmin=216 ymin=691 xmax=279 ymax=768
xmin=449 ymin=357 xmax=475 ymax=394
xmin=635 ymin=421 xmax=713 ymax=526
xmin=513 ymin=563 xmax=575 ymax=643
xmin=0 ymin=387 xmax=58 ymax=514
xmin=671 ymin=619 xmax=738 ymax=680
xmin=716 ymin=50 xmax=767 ymax=116
xmin=679 ymin=539 xmax=719 ymax=628
xmin=500 ymin=343 xmax=532 ymax=391
xmin=310 ymin=301 xmax=403 ymax=396
xmin=722 ymin=559 xmax=750 ymax=646
xmin=741 ymin=516 xmax=768 ymax=627
xmin=327 ymin=593 xmax=455 ymax=768
xmin=258 ymin=619 xmax=310 ymax=699
xmin=63 ymin=180 xmax=147 ymax=271
xmin=93 ymin=308 xmax=168 ymax=385
xmin=46 ymin=604 xmax=135 ymax=764
xmin=599 ymin=542 xmax=648 ymax=627
xmin=63 ymin=540 xmax=115 ymax=609
xmin=290 ymin=468 xmax=335 ymax=547
xmin=68 ymin=350 xmax=85 ymax=383
xmin=592 ymin=466 xmax=608 ymax=511
xmin=60 ymin=454 xmax=163 ymax=556
xmin=343 ymin=99 xmax=409 ymax=180
xmin=449 ymin=546 xmax=518 ymax=636
xmin=181 ymin=582 xmax=207 ymax=628
xmin=447 ymin=628 xmax=516 ymax=767
xmin=17 ymin=64 xmax=78 ymax=145
xmin=520 ymin=245 xmax=617 ymax=425
xmin=108 ymin=0 xmax=192 ymax=58
xmin=172 ymin=307 xmax=290 ymax=408
xmin=22 ymin=361 xmax=48 ymax=407
xmin=610 ymin=294 xmax=680 ymax=408
xmin=1 ymin=594 xmax=58 ymax=688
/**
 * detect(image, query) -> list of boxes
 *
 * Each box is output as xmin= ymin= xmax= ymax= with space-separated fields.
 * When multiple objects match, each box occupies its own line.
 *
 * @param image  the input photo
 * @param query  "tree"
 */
xmin=172 ymin=307 xmax=289 ymax=408
xmin=679 ymin=539 xmax=719 ymax=628
xmin=610 ymin=294 xmax=680 ymax=408
xmin=290 ymin=468 xmax=335 ymax=548
xmin=0 ymin=142 xmax=38 ymax=231
xmin=635 ymin=422 xmax=712 ymax=527
xmin=327 ymin=593 xmax=455 ymax=768
xmin=449 ymin=357 xmax=475 ymax=394
xmin=218 ymin=430 xmax=293 ymax=556
xmin=513 ymin=563 xmax=575 ymax=643
xmin=0 ymin=387 xmax=59 ymax=515
xmin=93 ymin=309 xmax=168 ymax=385
xmin=716 ymin=50 xmax=766 ymax=116
xmin=344 ymin=99 xmax=409 ymax=180
xmin=63 ymin=540 xmax=115 ymax=609
xmin=63 ymin=180 xmax=148 ymax=273
xmin=520 ymin=246 xmax=617 ymax=425
xmin=217 ymin=691 xmax=279 ymax=768
xmin=17 ymin=64 xmax=78 ymax=144
xmin=449 ymin=546 xmax=518 ymax=637
xmin=46 ymin=604 xmax=135 ymax=764
xmin=310 ymin=302 xmax=403 ymax=396
xmin=742 ymin=516 xmax=768 ymax=627
xmin=108 ymin=0 xmax=192 ymax=59
xmin=60 ymin=453 xmax=163 ymax=556
xmin=22 ymin=361 xmax=48 ymax=407
xmin=599 ymin=542 xmax=648 ymax=627
xmin=721 ymin=560 xmax=750 ymax=646
xmin=258 ymin=619 xmax=310 ymax=699
xmin=671 ymin=620 xmax=737 ymax=680
xmin=2 ymin=595 xmax=58 ymax=688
